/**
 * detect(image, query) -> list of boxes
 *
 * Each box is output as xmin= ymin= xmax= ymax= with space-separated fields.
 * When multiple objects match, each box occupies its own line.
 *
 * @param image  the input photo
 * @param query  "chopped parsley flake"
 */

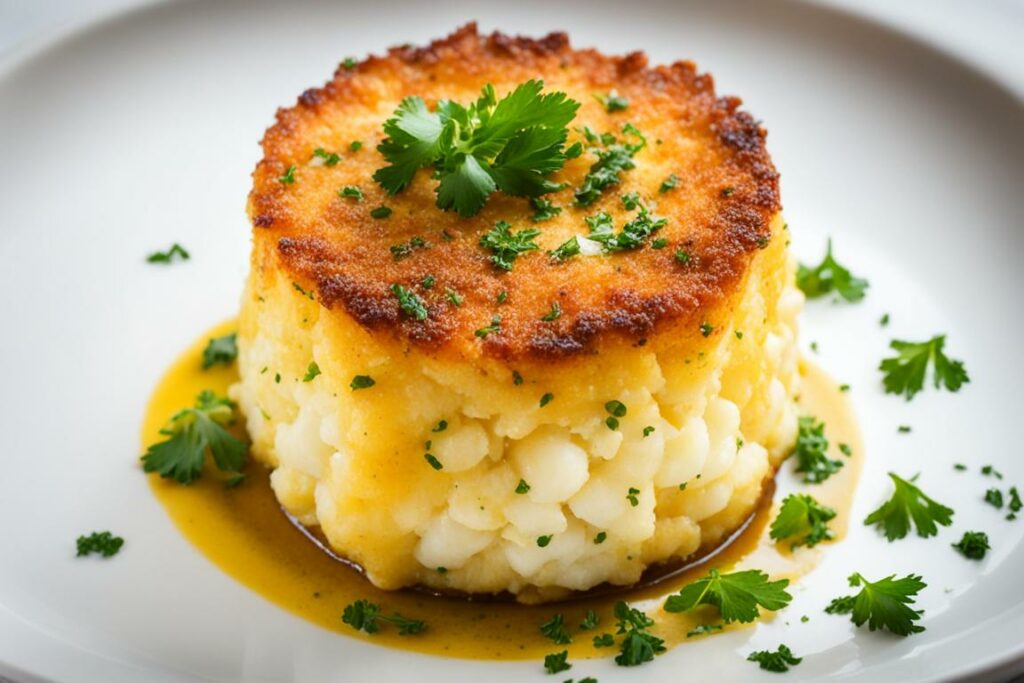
xmin=574 ymin=123 xmax=646 ymax=206
xmin=605 ymin=416 xmax=619 ymax=430
xmin=480 ymin=221 xmax=540 ymax=271
xmin=651 ymin=237 xmax=668 ymax=249
xmin=370 ymin=205 xmax=393 ymax=219
xmin=76 ymin=531 xmax=124 ymax=558
xmin=530 ymin=197 xmax=562 ymax=222
xmin=864 ymin=472 xmax=954 ymax=540
xmin=312 ymin=147 xmax=341 ymax=166
xmin=543 ymin=650 xmax=571 ymax=674
xmin=825 ymin=572 xmax=926 ymax=636
xmin=580 ymin=610 xmax=600 ymax=631
xmin=540 ymin=614 xmax=572 ymax=644
xmin=659 ymin=173 xmax=680 ymax=193
xmin=664 ymin=569 xmax=792 ymax=623
xmin=373 ymin=80 xmax=580 ymax=217
xmin=349 ymin=140 xmax=363 ymax=152
xmin=595 ymin=90 xmax=629 ymax=112
xmin=594 ymin=531 xmax=607 ymax=544
xmin=539 ymin=392 xmax=554 ymax=407
xmin=585 ymin=202 xmax=666 ymax=252
xmin=794 ymin=416 xmax=843 ymax=483
xmin=952 ymin=531 xmax=990 ymax=560
xmin=699 ymin=321 xmax=713 ymax=337
xmin=342 ymin=600 xmax=426 ymax=635
xmin=303 ymin=362 xmax=321 ymax=382
xmin=612 ymin=601 xmax=664 ymax=667
xmin=146 ymin=243 xmax=190 ymax=264
xmin=339 ymin=185 xmax=364 ymax=201
xmin=675 ymin=248 xmax=691 ymax=265
xmin=279 ymin=165 xmax=297 ymax=184
xmin=982 ymin=465 xmax=1003 ymax=479
xmin=341 ymin=57 xmax=357 ymax=70
xmin=797 ymin=239 xmax=868 ymax=302
xmin=770 ymin=493 xmax=837 ymax=549
xmin=201 ymin=333 xmax=238 ymax=369
xmin=984 ymin=488 xmax=1003 ymax=509
xmin=880 ymin=334 xmax=969 ymax=400
xmin=643 ymin=425 xmax=655 ymax=437
xmin=391 ymin=283 xmax=428 ymax=320
xmin=292 ymin=281 xmax=314 ymax=299
xmin=432 ymin=420 xmax=448 ymax=433
xmin=444 ymin=287 xmax=463 ymax=307
xmin=141 ymin=390 xmax=246 ymax=485
xmin=549 ymin=235 xmax=581 ymax=262
xmin=421 ymin=275 xmax=435 ymax=289
xmin=537 ymin=535 xmax=553 ymax=547
xmin=515 ymin=479 xmax=531 ymax=494
xmin=475 ymin=315 xmax=502 ymax=338
xmin=513 ymin=370 xmax=524 ymax=385
xmin=748 ymin=645 xmax=802 ymax=673
xmin=541 ymin=302 xmax=562 ymax=321
xmin=592 ymin=633 xmax=615 ymax=647
xmin=424 ymin=453 xmax=443 ymax=470
xmin=626 ymin=487 xmax=640 ymax=507
xmin=350 ymin=375 xmax=375 ymax=390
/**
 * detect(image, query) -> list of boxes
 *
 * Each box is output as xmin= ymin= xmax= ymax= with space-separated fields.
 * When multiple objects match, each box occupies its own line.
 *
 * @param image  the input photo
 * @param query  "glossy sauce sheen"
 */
xmin=144 ymin=320 xmax=862 ymax=660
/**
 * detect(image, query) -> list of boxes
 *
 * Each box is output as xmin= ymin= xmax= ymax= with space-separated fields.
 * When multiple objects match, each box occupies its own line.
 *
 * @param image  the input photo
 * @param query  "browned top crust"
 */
xmin=249 ymin=23 xmax=780 ymax=362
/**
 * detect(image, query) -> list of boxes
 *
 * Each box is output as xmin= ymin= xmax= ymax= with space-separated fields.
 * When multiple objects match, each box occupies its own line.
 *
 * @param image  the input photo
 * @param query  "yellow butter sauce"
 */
xmin=144 ymin=320 xmax=861 ymax=660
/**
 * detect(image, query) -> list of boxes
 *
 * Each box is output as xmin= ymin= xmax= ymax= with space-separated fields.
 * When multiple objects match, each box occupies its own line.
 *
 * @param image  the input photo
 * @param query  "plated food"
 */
xmin=132 ymin=21 xmax=981 ymax=674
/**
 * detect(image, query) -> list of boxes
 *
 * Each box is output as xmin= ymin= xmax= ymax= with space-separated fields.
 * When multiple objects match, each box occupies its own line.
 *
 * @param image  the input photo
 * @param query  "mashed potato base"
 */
xmin=231 ymin=216 xmax=801 ymax=601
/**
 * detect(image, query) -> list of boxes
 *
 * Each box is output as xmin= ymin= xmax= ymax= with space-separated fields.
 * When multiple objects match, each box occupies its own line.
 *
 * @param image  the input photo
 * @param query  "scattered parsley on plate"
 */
xmin=612 ymin=601 xmax=665 ymax=667
xmin=952 ymin=531 xmax=990 ymax=560
xmin=146 ymin=242 xmax=190 ymax=264
xmin=863 ymin=472 xmax=954 ymax=540
xmin=76 ymin=531 xmax=124 ymax=558
xmin=479 ymin=221 xmax=540 ymax=271
xmin=793 ymin=416 xmax=843 ymax=483
xmin=879 ymin=334 xmax=969 ymax=400
xmin=543 ymin=650 xmax=571 ymax=674
xmin=796 ymin=239 xmax=868 ymax=302
xmin=770 ymin=493 xmax=837 ymax=549
xmin=374 ymin=80 xmax=580 ymax=217
xmin=748 ymin=644 xmax=802 ymax=672
xmin=664 ymin=569 xmax=792 ymax=623
xmin=391 ymin=283 xmax=428 ymax=320
xmin=201 ymin=332 xmax=237 ymax=369
xmin=141 ymin=390 xmax=246 ymax=485
xmin=825 ymin=573 xmax=927 ymax=636
xmin=540 ymin=613 xmax=573 ymax=645
xmin=342 ymin=600 xmax=426 ymax=635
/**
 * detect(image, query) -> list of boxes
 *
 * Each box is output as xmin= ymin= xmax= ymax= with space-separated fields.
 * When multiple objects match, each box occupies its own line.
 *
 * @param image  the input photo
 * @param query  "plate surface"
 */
xmin=0 ymin=1 xmax=1022 ymax=681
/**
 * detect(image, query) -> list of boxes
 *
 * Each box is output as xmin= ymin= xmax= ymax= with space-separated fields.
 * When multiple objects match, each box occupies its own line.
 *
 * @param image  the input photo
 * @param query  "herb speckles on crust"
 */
xmin=250 ymin=23 xmax=779 ymax=362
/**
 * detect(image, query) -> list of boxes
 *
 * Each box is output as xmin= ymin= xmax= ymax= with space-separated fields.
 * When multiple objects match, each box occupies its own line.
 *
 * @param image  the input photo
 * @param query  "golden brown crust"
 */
xmin=249 ymin=23 xmax=780 ymax=362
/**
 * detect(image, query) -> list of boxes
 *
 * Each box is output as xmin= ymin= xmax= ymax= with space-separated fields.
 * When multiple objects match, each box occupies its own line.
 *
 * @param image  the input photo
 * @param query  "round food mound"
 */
xmin=234 ymin=24 xmax=802 ymax=602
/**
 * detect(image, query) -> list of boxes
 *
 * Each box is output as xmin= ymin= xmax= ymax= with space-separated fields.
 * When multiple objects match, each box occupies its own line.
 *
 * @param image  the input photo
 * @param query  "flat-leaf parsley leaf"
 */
xmin=879 ymin=335 xmax=969 ymax=400
xmin=863 ymin=472 xmax=953 ymax=541
xmin=796 ymin=239 xmax=868 ymax=302
xmin=664 ymin=569 xmax=791 ymax=623
xmin=825 ymin=573 xmax=926 ymax=636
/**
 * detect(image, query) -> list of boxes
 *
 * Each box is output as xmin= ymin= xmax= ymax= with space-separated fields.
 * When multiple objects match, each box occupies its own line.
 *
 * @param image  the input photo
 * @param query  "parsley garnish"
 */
xmin=686 ymin=623 xmax=723 ymax=638
xmin=432 ymin=420 xmax=448 ymax=432
xmin=445 ymin=287 xmax=463 ymax=307
xmin=748 ymin=645 xmax=802 ymax=673
xmin=984 ymin=488 xmax=1003 ymax=508
xmin=585 ymin=203 xmax=666 ymax=252
xmin=349 ymin=140 xmax=363 ymax=152
xmin=374 ymin=80 xmax=579 ymax=217
xmin=595 ymin=90 xmax=629 ymax=112
xmin=879 ymin=335 xmax=969 ymax=400
xmin=530 ymin=197 xmax=562 ymax=222
xmin=549 ymin=236 xmax=581 ymax=262
xmin=292 ymin=281 xmax=314 ymax=300
xmin=540 ymin=614 xmax=572 ymax=644
xmin=424 ymin=453 xmax=443 ymax=470
xmin=699 ymin=321 xmax=713 ymax=337
xmin=796 ymin=239 xmax=868 ymax=302
xmin=826 ymin=573 xmax=926 ymax=636
xmin=141 ymin=390 xmax=246 ymax=485
xmin=664 ymin=569 xmax=792 ymax=623
xmin=574 ymin=124 xmax=646 ymax=206
xmin=341 ymin=57 xmax=357 ymax=70
xmin=390 ymin=235 xmax=428 ymax=260
xmin=480 ymin=221 xmax=540 ymax=271
xmin=612 ymin=601 xmax=665 ymax=667
xmin=370 ymin=205 xmax=392 ymax=219
xmin=541 ymin=302 xmax=562 ymax=321
xmin=580 ymin=610 xmax=600 ymax=631
xmin=539 ymin=392 xmax=554 ymax=407
xmin=475 ymin=315 xmax=502 ymax=338
xmin=339 ymin=185 xmax=364 ymax=201
xmin=350 ymin=375 xmax=375 ymax=390
xmin=312 ymin=147 xmax=341 ymax=166
xmin=543 ymin=650 xmax=571 ymax=674
xmin=594 ymin=531 xmax=607 ymax=544
xmin=342 ymin=600 xmax=426 ymax=635
xmin=76 ymin=531 xmax=124 ymax=558
xmin=537 ymin=535 xmax=553 ymax=547
xmin=146 ymin=243 xmax=190 ymax=264
xmin=793 ymin=416 xmax=843 ymax=483
xmin=391 ymin=283 xmax=428 ymax=320
xmin=659 ymin=174 xmax=680 ymax=193
xmin=952 ymin=531 xmax=990 ymax=560
xmin=278 ymin=165 xmax=296 ymax=184
xmin=201 ymin=333 xmax=237 ymax=369
xmin=515 ymin=479 xmax=530 ymax=494
xmin=643 ymin=426 xmax=655 ymax=437
xmin=303 ymin=362 xmax=321 ymax=382
xmin=864 ymin=472 xmax=953 ymax=540
xmin=770 ymin=494 xmax=836 ymax=549
xmin=593 ymin=633 xmax=615 ymax=647
xmin=626 ymin=487 xmax=640 ymax=507
xmin=651 ymin=237 xmax=668 ymax=250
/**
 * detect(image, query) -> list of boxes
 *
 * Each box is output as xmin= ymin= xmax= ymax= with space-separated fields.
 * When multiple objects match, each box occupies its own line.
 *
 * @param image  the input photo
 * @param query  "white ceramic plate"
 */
xmin=1 ymin=1 xmax=1022 ymax=681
